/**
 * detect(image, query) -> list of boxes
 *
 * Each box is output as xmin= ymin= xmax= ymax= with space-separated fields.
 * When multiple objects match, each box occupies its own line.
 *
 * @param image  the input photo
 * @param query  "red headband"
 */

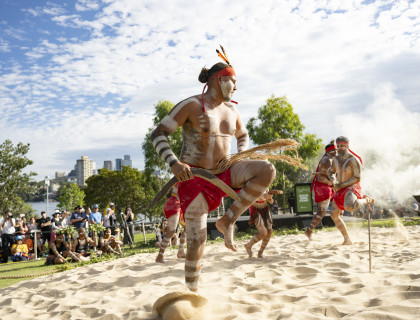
xmin=325 ymin=145 xmax=337 ymax=152
xmin=201 ymin=67 xmax=237 ymax=112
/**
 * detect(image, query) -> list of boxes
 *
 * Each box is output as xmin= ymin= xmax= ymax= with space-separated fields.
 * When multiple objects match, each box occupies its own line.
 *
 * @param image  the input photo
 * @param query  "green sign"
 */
xmin=295 ymin=183 xmax=313 ymax=214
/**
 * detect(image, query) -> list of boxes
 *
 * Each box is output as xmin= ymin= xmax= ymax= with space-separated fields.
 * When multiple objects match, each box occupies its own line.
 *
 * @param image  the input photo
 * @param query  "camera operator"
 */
xmin=1 ymin=210 xmax=16 ymax=262
xmin=104 ymin=203 xmax=117 ymax=235
xmin=70 ymin=205 xmax=88 ymax=237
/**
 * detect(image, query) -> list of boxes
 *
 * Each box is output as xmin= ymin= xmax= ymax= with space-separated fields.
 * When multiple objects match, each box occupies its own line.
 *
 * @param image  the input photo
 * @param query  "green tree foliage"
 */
xmin=142 ymin=100 xmax=183 ymax=176
xmin=57 ymin=183 xmax=85 ymax=211
xmin=0 ymin=140 xmax=37 ymax=214
xmin=84 ymin=167 xmax=166 ymax=221
xmin=246 ymin=95 xmax=323 ymax=208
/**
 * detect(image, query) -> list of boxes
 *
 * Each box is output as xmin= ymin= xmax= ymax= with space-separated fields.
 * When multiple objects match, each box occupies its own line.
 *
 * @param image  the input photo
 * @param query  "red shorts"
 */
xmin=333 ymin=183 xmax=362 ymax=210
xmin=312 ymin=180 xmax=334 ymax=203
xmin=177 ymin=168 xmax=232 ymax=213
xmin=164 ymin=196 xmax=181 ymax=219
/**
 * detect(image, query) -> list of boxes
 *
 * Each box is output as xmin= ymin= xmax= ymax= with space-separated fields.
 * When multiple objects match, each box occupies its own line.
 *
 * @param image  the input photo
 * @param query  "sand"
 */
xmin=1 ymin=225 xmax=419 ymax=319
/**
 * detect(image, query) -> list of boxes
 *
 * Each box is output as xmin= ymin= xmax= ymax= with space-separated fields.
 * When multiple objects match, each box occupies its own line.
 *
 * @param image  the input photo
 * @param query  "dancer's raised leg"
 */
xmin=216 ymin=160 xmax=276 ymax=251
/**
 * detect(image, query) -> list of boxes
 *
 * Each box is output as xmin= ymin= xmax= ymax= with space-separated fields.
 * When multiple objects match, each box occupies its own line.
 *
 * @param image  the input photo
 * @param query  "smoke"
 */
xmin=336 ymin=83 xmax=420 ymax=206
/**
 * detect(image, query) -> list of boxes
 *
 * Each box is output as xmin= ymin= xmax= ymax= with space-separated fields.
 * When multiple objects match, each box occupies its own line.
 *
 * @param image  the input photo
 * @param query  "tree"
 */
xmin=142 ymin=100 xmax=183 ymax=176
xmin=0 ymin=140 xmax=37 ymax=214
xmin=84 ymin=166 xmax=166 ymax=221
xmin=246 ymin=95 xmax=323 ymax=209
xmin=57 ymin=183 xmax=85 ymax=211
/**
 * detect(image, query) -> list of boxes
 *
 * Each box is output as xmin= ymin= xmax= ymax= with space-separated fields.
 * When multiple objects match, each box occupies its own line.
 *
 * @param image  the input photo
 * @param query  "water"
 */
xmin=26 ymin=201 xmax=59 ymax=218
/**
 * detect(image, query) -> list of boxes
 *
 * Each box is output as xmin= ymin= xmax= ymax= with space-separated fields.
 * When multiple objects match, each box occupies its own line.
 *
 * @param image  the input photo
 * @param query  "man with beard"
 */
xmin=304 ymin=140 xmax=337 ymax=240
xmin=150 ymin=59 xmax=276 ymax=291
xmin=329 ymin=136 xmax=374 ymax=245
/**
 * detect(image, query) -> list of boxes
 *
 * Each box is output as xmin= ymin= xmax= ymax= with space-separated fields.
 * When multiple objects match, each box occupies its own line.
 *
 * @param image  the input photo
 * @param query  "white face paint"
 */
xmin=220 ymin=77 xmax=236 ymax=101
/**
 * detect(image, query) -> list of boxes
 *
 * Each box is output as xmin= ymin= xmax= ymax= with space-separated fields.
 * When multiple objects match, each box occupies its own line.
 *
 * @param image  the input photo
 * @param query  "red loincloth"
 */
xmin=312 ymin=180 xmax=334 ymax=203
xmin=177 ymin=168 xmax=232 ymax=213
xmin=249 ymin=201 xmax=272 ymax=229
xmin=333 ymin=183 xmax=363 ymax=210
xmin=164 ymin=196 xmax=181 ymax=219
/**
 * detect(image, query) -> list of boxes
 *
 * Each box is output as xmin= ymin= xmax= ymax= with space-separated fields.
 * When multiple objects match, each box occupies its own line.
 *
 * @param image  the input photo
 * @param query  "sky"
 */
xmin=1 ymin=0 xmax=419 ymax=203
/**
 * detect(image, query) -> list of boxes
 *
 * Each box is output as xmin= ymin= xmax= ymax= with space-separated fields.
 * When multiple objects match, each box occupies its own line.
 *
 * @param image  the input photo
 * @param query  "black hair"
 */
xmin=325 ymin=140 xmax=336 ymax=150
xmin=336 ymin=136 xmax=349 ymax=144
xmin=198 ymin=62 xmax=231 ymax=83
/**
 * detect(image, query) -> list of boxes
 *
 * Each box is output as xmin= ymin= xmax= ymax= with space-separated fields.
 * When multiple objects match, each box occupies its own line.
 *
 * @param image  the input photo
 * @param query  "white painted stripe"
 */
xmin=239 ymin=189 xmax=255 ymax=202
xmin=186 ymin=281 xmax=199 ymax=290
xmin=161 ymin=149 xmax=174 ymax=160
xmin=246 ymin=181 xmax=268 ymax=194
xmin=185 ymin=270 xmax=201 ymax=277
xmin=152 ymin=136 xmax=167 ymax=148
xmin=161 ymin=115 xmax=178 ymax=132
xmin=170 ymin=97 xmax=197 ymax=118
xmin=156 ymin=141 xmax=170 ymax=155
xmin=226 ymin=209 xmax=234 ymax=219
xmin=185 ymin=259 xmax=201 ymax=268
xmin=166 ymin=155 xmax=178 ymax=164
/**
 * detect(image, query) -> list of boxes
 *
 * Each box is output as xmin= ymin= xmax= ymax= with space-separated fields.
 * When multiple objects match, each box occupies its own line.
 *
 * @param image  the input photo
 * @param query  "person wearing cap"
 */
xmin=150 ymin=53 xmax=275 ymax=291
xmin=104 ymin=203 xmax=117 ymax=235
xmin=304 ymin=140 xmax=337 ymax=240
xmin=11 ymin=235 xmax=30 ymax=261
xmin=330 ymin=136 xmax=374 ymax=245
xmin=89 ymin=204 xmax=103 ymax=238
xmin=70 ymin=205 xmax=88 ymax=232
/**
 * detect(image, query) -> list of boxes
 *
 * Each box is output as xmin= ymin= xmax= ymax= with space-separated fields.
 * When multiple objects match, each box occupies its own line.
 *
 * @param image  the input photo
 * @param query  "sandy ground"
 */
xmin=1 ymin=225 xmax=419 ymax=319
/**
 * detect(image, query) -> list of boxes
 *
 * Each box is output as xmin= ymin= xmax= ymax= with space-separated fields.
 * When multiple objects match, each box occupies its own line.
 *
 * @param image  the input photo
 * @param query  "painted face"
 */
xmin=219 ymin=75 xmax=236 ymax=101
xmin=327 ymin=150 xmax=337 ymax=157
xmin=336 ymin=143 xmax=349 ymax=157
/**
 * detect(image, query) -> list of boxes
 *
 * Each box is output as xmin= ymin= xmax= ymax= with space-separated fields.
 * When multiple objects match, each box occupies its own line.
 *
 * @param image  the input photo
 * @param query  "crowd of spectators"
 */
xmin=0 ymin=203 xmax=135 ymax=264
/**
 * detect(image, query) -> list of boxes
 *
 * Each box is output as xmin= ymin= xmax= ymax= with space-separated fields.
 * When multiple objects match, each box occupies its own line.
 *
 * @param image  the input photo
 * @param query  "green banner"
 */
xmin=295 ymin=183 xmax=313 ymax=214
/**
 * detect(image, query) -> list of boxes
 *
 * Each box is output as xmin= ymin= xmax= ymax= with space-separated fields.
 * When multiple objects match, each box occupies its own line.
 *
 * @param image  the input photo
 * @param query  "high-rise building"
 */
xmin=115 ymin=155 xmax=132 ymax=171
xmin=122 ymin=155 xmax=132 ymax=168
xmin=103 ymin=160 xmax=113 ymax=170
xmin=76 ymin=156 xmax=96 ymax=186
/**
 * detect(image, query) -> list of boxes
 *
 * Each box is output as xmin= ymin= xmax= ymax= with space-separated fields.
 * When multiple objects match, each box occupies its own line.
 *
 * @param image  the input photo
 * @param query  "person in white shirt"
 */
xmin=1 ymin=210 xmax=16 ymax=262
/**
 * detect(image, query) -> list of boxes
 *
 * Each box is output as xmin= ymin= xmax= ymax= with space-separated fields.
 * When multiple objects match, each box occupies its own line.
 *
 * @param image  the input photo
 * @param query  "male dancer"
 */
xmin=305 ymin=140 xmax=336 ymax=240
xmin=244 ymin=190 xmax=280 ymax=258
xmin=150 ymin=58 xmax=275 ymax=291
xmin=330 ymin=136 xmax=374 ymax=245
xmin=155 ymin=187 xmax=186 ymax=263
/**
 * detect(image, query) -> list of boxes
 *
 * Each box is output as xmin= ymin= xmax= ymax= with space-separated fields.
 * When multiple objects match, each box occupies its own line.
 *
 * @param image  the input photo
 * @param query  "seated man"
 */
xmin=46 ymin=232 xmax=80 ymax=265
xmin=71 ymin=227 xmax=97 ymax=261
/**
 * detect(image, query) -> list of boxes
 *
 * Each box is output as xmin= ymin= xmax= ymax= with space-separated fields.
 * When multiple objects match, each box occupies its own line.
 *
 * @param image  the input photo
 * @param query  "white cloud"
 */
xmin=0 ymin=0 xmax=419 ymax=182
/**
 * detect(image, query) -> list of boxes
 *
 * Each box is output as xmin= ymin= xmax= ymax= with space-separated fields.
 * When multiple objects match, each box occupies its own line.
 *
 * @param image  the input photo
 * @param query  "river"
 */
xmin=26 ymin=201 xmax=59 ymax=218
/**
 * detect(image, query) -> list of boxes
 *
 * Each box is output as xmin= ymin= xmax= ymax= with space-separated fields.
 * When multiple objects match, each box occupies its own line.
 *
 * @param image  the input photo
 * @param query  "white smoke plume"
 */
xmin=336 ymin=83 xmax=420 ymax=207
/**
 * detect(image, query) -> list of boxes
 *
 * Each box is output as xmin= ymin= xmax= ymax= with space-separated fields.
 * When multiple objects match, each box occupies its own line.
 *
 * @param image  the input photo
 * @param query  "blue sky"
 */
xmin=1 ymin=0 xmax=419 ymax=201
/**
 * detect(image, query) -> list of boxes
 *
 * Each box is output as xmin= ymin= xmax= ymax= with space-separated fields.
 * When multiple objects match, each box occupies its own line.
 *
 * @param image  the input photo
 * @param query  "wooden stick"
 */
xmin=368 ymin=205 xmax=372 ymax=273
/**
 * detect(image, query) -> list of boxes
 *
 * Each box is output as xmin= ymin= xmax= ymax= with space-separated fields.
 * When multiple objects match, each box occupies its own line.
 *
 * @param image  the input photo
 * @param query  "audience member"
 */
xmin=88 ymin=204 xmax=103 ymax=237
xmin=71 ymin=227 xmax=97 ymax=261
xmin=27 ymin=217 xmax=38 ymax=232
xmin=100 ymin=227 xmax=122 ymax=255
xmin=37 ymin=211 xmax=52 ymax=244
xmin=70 ymin=205 xmax=88 ymax=233
xmin=23 ymin=232 xmax=34 ymax=258
xmin=1 ymin=210 xmax=16 ymax=262
xmin=123 ymin=206 xmax=134 ymax=247
xmin=51 ymin=211 xmax=63 ymax=242
xmin=46 ymin=232 xmax=80 ymax=265
xmin=103 ymin=203 xmax=117 ymax=235
xmin=35 ymin=232 xmax=45 ymax=257
xmin=61 ymin=210 xmax=70 ymax=228
xmin=11 ymin=235 xmax=30 ymax=262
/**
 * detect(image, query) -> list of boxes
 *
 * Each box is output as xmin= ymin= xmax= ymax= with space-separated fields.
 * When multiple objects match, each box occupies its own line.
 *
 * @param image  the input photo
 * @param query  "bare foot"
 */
xmin=155 ymin=256 xmax=166 ymax=263
xmin=342 ymin=238 xmax=353 ymax=245
xmin=257 ymin=252 xmax=265 ymax=259
xmin=304 ymin=229 xmax=312 ymax=240
xmin=216 ymin=215 xmax=237 ymax=252
xmin=177 ymin=250 xmax=186 ymax=259
xmin=244 ymin=243 xmax=253 ymax=257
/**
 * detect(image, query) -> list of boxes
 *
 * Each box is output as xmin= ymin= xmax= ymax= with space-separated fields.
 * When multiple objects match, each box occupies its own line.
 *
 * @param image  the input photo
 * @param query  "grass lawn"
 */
xmin=1 ymin=217 xmax=419 ymax=290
